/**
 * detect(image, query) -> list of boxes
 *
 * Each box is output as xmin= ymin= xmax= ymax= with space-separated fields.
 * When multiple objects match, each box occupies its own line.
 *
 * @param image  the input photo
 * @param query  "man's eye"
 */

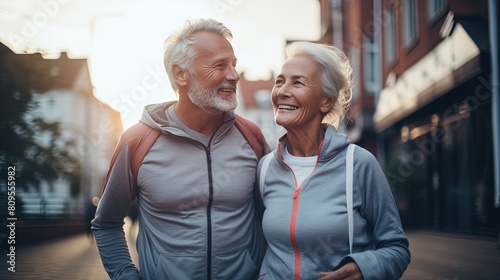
xmin=275 ymin=80 xmax=284 ymax=85
xmin=294 ymin=81 xmax=304 ymax=85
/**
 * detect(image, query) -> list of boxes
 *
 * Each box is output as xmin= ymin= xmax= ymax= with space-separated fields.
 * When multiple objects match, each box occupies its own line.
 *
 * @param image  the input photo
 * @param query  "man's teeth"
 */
xmin=219 ymin=87 xmax=235 ymax=92
xmin=278 ymin=105 xmax=298 ymax=110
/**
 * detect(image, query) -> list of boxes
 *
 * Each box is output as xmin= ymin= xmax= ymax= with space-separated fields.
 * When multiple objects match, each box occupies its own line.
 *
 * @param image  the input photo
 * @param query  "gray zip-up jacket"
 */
xmin=92 ymin=102 xmax=267 ymax=280
xmin=258 ymin=125 xmax=410 ymax=280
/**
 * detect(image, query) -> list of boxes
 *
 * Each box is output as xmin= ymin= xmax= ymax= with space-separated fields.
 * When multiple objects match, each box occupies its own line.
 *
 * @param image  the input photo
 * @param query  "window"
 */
xmin=253 ymin=89 xmax=272 ymax=108
xmin=363 ymin=35 xmax=379 ymax=93
xmin=348 ymin=47 xmax=360 ymax=100
xmin=403 ymin=0 xmax=418 ymax=47
xmin=384 ymin=3 xmax=397 ymax=64
xmin=427 ymin=0 xmax=447 ymax=22
xmin=330 ymin=0 xmax=343 ymax=48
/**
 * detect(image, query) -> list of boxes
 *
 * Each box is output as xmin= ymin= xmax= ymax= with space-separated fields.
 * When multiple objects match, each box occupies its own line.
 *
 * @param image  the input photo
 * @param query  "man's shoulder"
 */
xmin=117 ymin=123 xmax=162 ymax=153
xmin=234 ymin=114 xmax=268 ymax=159
xmin=122 ymin=122 xmax=159 ymax=138
xmin=234 ymin=114 xmax=260 ymax=127
xmin=123 ymin=122 xmax=152 ymax=135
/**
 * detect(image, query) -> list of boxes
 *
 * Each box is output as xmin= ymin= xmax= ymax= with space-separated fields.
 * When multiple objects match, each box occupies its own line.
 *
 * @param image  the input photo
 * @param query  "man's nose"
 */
xmin=226 ymin=65 xmax=240 ymax=82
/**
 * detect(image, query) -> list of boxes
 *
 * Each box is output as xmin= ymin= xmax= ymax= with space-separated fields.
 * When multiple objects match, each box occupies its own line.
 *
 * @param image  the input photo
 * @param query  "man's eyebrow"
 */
xmin=207 ymin=57 xmax=237 ymax=66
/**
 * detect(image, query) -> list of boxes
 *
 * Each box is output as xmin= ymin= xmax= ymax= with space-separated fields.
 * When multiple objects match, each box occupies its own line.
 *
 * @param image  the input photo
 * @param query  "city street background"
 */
xmin=1 ymin=0 xmax=499 ymax=279
xmin=1 ymin=219 xmax=499 ymax=280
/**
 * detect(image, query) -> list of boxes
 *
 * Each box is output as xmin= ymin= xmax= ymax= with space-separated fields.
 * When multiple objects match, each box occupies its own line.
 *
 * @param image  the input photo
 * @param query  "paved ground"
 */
xmin=0 ymin=217 xmax=139 ymax=280
xmin=402 ymin=231 xmax=500 ymax=280
xmin=1 ymin=221 xmax=498 ymax=279
xmin=1 ymin=234 xmax=110 ymax=279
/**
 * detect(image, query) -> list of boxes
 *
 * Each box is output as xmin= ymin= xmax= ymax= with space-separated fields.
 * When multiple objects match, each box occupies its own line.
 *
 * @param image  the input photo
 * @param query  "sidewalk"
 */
xmin=4 ymin=220 xmax=496 ymax=279
xmin=402 ymin=231 xmax=500 ymax=280
xmin=0 ymin=217 xmax=138 ymax=280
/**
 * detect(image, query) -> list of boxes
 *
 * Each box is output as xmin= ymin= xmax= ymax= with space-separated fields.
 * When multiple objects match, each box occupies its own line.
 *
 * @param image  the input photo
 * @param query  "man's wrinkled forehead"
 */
xmin=190 ymin=31 xmax=237 ymax=62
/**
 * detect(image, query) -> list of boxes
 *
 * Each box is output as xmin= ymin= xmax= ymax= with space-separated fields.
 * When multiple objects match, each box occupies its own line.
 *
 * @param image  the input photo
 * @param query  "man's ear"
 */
xmin=320 ymin=96 xmax=335 ymax=114
xmin=173 ymin=64 xmax=189 ymax=87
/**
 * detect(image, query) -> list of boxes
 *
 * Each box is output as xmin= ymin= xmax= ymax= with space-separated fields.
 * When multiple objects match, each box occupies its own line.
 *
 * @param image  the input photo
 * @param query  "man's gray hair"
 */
xmin=163 ymin=18 xmax=233 ymax=95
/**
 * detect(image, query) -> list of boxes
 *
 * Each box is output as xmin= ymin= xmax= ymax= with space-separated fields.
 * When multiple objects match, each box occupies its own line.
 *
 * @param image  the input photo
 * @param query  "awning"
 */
xmin=374 ymin=14 xmax=488 ymax=132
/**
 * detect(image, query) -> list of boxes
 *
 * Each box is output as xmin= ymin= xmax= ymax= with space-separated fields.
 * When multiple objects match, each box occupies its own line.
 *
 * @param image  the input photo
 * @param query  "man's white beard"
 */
xmin=188 ymin=77 xmax=238 ymax=114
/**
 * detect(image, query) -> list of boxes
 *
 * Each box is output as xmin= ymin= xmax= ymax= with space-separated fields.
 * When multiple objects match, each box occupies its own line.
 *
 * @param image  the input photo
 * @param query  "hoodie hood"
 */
xmin=139 ymin=101 xmax=175 ymax=130
xmin=139 ymin=101 xmax=236 ymax=143
xmin=317 ymin=124 xmax=351 ymax=162
xmin=277 ymin=124 xmax=350 ymax=163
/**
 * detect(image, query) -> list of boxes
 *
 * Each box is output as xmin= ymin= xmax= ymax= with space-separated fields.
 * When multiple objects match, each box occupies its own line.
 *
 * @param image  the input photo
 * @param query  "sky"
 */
xmin=0 ymin=0 xmax=320 ymax=129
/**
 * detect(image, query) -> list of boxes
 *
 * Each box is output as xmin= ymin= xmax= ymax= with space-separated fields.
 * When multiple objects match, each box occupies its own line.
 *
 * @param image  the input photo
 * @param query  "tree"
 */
xmin=0 ymin=43 xmax=81 ymax=195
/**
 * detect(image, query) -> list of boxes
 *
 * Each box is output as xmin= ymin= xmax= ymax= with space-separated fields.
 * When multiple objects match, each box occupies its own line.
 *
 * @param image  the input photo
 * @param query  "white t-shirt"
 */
xmin=282 ymin=146 xmax=317 ymax=187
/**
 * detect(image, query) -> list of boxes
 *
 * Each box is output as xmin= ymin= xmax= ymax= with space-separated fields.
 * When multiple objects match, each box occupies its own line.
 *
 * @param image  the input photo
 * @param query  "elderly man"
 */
xmin=92 ymin=18 xmax=269 ymax=280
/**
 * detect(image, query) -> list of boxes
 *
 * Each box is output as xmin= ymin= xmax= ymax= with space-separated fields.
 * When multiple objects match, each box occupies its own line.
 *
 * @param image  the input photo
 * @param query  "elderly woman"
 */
xmin=257 ymin=42 xmax=410 ymax=280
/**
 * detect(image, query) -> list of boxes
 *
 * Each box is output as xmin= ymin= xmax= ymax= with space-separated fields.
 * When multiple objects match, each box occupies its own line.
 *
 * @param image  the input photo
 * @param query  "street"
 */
xmin=0 ymin=217 xmax=139 ymax=280
xmin=1 ymin=221 xmax=499 ymax=279
xmin=402 ymin=231 xmax=500 ymax=280
xmin=1 ymin=233 xmax=111 ymax=280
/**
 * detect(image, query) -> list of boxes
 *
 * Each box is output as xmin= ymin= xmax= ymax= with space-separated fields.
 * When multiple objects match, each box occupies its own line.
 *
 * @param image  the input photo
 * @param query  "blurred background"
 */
xmin=0 ymin=0 xmax=499 ymax=279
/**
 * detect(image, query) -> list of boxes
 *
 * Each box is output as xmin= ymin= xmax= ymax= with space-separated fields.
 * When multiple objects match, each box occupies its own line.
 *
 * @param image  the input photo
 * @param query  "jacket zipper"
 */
xmin=170 ymin=134 xmax=216 ymax=280
xmin=206 ymin=146 xmax=213 ymax=280
xmin=167 ymin=114 xmax=234 ymax=280
xmin=278 ymin=158 xmax=304 ymax=280
xmin=172 ymin=125 xmax=226 ymax=279
xmin=205 ymin=117 xmax=232 ymax=280
xmin=280 ymin=140 xmax=325 ymax=280
xmin=290 ymin=180 xmax=302 ymax=280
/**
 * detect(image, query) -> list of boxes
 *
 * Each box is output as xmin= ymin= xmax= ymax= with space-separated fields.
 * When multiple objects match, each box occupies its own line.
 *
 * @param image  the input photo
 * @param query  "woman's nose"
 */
xmin=276 ymin=84 xmax=291 ymax=98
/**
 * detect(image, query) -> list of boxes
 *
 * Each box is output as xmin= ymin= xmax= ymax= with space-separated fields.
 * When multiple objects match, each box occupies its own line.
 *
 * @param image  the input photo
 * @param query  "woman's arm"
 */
xmin=347 ymin=148 xmax=411 ymax=280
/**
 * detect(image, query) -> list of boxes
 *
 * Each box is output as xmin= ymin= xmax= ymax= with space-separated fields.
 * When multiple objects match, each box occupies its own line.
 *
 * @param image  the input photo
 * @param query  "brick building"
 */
xmin=318 ymin=0 xmax=499 ymax=237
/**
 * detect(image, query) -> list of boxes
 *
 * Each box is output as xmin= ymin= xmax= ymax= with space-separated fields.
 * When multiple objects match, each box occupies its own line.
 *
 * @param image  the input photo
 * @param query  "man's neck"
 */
xmin=174 ymin=99 xmax=225 ymax=136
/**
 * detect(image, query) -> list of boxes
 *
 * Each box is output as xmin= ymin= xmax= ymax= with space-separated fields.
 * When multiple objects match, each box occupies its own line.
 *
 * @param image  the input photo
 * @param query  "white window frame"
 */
xmin=384 ymin=3 xmax=397 ymax=65
xmin=427 ymin=0 xmax=447 ymax=22
xmin=363 ymin=34 xmax=379 ymax=93
xmin=403 ymin=0 xmax=418 ymax=48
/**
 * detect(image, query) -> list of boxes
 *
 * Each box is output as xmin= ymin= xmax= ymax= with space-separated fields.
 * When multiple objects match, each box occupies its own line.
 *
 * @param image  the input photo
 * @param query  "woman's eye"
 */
xmin=294 ymin=81 xmax=304 ymax=85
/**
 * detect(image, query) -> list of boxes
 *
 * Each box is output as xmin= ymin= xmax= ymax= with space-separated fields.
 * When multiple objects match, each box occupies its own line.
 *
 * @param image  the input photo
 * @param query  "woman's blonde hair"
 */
xmin=285 ymin=41 xmax=353 ymax=129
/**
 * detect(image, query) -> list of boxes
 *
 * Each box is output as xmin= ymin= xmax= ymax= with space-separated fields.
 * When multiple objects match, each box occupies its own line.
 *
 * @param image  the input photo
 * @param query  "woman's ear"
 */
xmin=320 ymin=96 xmax=335 ymax=114
xmin=173 ymin=64 xmax=189 ymax=87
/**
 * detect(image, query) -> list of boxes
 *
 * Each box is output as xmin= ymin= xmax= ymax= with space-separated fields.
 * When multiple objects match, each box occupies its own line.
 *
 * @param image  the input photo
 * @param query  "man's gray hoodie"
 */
xmin=92 ymin=102 xmax=266 ymax=280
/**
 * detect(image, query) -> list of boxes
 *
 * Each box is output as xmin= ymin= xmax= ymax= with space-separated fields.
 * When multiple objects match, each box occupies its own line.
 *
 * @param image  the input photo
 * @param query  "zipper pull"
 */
xmin=293 ymin=188 xmax=299 ymax=199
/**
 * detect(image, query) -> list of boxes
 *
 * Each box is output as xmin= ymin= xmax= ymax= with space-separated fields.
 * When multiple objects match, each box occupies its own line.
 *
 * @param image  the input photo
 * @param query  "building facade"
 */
xmin=14 ymin=52 xmax=122 ymax=218
xmin=319 ymin=0 xmax=380 ymax=155
xmin=236 ymin=72 xmax=285 ymax=150
xmin=319 ymin=0 xmax=499 ymax=237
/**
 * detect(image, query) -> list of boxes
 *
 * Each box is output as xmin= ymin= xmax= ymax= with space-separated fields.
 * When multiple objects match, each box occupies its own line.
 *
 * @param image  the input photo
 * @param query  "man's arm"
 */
xmin=92 ymin=145 xmax=141 ymax=279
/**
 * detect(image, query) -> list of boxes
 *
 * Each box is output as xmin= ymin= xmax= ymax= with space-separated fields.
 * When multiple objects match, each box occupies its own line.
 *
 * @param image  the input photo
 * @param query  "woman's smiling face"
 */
xmin=271 ymin=55 xmax=332 ymax=130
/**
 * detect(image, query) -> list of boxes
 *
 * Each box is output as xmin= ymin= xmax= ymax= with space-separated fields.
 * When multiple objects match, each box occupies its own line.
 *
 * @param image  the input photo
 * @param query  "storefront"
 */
xmin=374 ymin=18 xmax=499 ymax=236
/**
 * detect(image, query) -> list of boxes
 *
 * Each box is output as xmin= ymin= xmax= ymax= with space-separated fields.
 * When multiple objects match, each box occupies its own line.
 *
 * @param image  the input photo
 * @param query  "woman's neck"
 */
xmin=285 ymin=126 xmax=325 ymax=157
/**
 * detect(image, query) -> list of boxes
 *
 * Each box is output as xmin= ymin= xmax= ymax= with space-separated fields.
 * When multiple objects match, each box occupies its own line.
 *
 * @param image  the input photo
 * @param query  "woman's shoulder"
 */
xmin=350 ymin=144 xmax=380 ymax=166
